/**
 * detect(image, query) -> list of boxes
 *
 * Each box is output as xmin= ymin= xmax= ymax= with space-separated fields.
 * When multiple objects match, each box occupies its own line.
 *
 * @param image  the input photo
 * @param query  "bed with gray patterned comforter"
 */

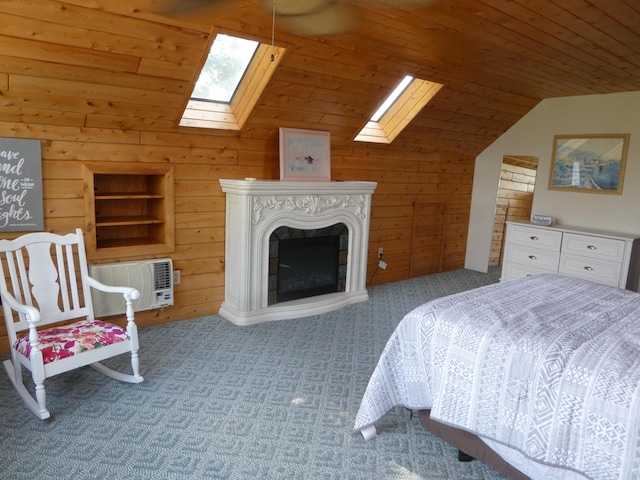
xmin=354 ymin=274 xmax=640 ymax=480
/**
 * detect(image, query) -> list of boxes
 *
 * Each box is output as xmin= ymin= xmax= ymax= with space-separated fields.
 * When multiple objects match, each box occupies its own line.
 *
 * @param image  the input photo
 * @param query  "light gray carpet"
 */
xmin=0 ymin=268 xmax=508 ymax=479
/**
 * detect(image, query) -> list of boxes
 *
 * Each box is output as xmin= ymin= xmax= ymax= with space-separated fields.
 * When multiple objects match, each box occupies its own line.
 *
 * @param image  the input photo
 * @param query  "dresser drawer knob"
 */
xmin=530 ymin=236 xmax=539 ymax=241
xmin=528 ymin=255 xmax=537 ymax=260
xmin=584 ymin=266 xmax=594 ymax=271
xmin=587 ymin=245 xmax=597 ymax=250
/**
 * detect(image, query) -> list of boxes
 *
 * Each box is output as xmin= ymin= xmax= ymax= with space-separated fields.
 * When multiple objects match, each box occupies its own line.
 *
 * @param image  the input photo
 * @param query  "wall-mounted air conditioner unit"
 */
xmin=89 ymin=258 xmax=174 ymax=317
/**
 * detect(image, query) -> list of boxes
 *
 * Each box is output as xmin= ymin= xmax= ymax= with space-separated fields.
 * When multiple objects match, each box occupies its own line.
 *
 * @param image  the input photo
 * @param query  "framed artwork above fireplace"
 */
xmin=279 ymin=127 xmax=331 ymax=181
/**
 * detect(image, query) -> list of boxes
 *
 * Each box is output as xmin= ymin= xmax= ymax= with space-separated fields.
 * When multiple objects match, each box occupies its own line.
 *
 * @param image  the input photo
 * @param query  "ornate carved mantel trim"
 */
xmin=252 ymin=194 xmax=368 ymax=224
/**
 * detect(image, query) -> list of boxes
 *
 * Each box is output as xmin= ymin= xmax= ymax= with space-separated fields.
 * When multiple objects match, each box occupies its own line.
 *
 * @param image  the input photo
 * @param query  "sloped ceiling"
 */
xmin=1 ymin=0 xmax=640 ymax=155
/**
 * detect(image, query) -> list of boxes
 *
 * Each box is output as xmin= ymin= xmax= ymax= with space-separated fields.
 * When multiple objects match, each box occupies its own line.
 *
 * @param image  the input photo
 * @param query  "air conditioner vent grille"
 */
xmin=89 ymin=258 xmax=174 ymax=317
xmin=154 ymin=261 xmax=172 ymax=290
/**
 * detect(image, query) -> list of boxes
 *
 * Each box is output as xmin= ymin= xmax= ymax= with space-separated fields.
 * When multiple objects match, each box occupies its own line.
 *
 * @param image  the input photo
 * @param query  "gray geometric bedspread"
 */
xmin=354 ymin=274 xmax=640 ymax=480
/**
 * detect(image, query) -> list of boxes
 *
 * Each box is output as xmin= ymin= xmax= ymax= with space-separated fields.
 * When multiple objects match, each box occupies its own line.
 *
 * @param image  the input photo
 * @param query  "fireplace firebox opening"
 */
xmin=268 ymin=224 xmax=348 ymax=305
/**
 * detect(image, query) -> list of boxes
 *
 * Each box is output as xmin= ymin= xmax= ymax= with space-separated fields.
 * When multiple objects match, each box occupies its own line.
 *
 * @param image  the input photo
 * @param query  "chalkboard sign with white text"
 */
xmin=0 ymin=138 xmax=44 ymax=232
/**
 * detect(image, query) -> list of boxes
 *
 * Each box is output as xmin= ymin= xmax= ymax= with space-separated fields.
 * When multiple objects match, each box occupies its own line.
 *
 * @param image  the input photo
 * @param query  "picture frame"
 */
xmin=548 ymin=134 xmax=629 ymax=194
xmin=0 ymin=137 xmax=44 ymax=232
xmin=279 ymin=127 xmax=331 ymax=181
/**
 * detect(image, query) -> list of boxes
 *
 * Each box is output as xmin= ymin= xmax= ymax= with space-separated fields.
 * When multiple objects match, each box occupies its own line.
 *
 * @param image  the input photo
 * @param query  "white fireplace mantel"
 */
xmin=219 ymin=179 xmax=377 ymax=326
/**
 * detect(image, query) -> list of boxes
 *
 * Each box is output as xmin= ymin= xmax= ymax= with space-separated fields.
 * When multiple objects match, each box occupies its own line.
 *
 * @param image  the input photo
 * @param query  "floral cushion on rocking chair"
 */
xmin=14 ymin=320 xmax=130 ymax=364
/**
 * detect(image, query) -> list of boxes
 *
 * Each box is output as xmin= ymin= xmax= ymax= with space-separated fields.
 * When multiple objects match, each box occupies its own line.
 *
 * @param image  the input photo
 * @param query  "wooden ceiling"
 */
xmin=2 ymin=0 xmax=640 ymax=155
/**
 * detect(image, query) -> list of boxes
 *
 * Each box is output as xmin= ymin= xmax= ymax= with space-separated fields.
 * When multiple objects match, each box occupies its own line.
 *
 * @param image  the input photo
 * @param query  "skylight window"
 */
xmin=370 ymin=75 xmax=414 ymax=122
xmin=192 ymin=34 xmax=259 ymax=103
xmin=179 ymin=32 xmax=286 ymax=131
xmin=355 ymin=75 xmax=444 ymax=144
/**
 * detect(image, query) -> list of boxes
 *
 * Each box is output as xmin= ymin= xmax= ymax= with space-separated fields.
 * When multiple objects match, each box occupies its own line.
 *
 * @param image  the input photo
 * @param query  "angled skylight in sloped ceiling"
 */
xmin=355 ymin=75 xmax=444 ymax=144
xmin=179 ymin=33 xmax=286 ymax=131
xmin=193 ymin=34 xmax=258 ymax=103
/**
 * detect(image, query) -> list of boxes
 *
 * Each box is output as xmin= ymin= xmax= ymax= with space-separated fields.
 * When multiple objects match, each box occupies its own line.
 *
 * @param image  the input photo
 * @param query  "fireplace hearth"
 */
xmin=219 ymin=179 xmax=376 ymax=326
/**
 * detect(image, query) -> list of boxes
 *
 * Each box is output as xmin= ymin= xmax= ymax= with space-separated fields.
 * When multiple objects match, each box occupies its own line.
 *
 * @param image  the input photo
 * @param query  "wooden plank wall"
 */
xmin=410 ymin=202 xmax=447 ymax=277
xmin=0 ymin=127 xmax=474 ymax=352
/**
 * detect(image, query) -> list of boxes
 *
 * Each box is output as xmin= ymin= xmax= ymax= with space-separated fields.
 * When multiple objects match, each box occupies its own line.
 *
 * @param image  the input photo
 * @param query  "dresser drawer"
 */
xmin=504 ymin=244 xmax=560 ymax=271
xmin=501 ymin=262 xmax=557 ymax=282
xmin=507 ymin=224 xmax=562 ymax=252
xmin=561 ymin=233 xmax=626 ymax=262
xmin=558 ymin=254 xmax=622 ymax=287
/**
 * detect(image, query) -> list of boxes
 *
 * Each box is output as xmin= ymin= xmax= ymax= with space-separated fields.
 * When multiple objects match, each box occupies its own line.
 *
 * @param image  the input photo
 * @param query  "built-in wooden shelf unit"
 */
xmin=83 ymin=163 xmax=175 ymax=260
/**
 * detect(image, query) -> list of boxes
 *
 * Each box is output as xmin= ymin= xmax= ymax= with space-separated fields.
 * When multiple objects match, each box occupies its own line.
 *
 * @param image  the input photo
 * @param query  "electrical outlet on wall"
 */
xmin=378 ymin=247 xmax=384 ymax=258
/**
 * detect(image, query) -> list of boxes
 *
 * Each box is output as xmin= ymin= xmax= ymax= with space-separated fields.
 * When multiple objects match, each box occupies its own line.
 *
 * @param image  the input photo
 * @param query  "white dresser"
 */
xmin=502 ymin=221 xmax=640 ymax=291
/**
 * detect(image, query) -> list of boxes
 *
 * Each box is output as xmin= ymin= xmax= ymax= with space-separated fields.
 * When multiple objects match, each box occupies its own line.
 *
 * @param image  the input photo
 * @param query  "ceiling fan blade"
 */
xmin=357 ymin=0 xmax=440 ymax=6
xmin=264 ymin=0 xmax=333 ymax=16
xmin=154 ymin=0 xmax=230 ymax=15
xmin=278 ymin=3 xmax=354 ymax=36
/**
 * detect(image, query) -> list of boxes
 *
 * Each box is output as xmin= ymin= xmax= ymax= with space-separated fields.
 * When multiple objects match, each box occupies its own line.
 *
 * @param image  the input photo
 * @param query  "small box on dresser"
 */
xmin=502 ymin=220 xmax=640 ymax=291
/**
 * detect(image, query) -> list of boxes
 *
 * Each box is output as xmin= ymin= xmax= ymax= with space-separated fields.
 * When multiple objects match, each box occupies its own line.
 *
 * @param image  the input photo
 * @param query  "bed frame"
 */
xmin=418 ymin=410 xmax=530 ymax=480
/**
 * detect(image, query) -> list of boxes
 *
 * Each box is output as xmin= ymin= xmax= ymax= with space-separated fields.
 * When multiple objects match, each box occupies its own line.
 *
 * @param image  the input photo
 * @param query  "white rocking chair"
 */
xmin=0 ymin=228 xmax=143 ymax=420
